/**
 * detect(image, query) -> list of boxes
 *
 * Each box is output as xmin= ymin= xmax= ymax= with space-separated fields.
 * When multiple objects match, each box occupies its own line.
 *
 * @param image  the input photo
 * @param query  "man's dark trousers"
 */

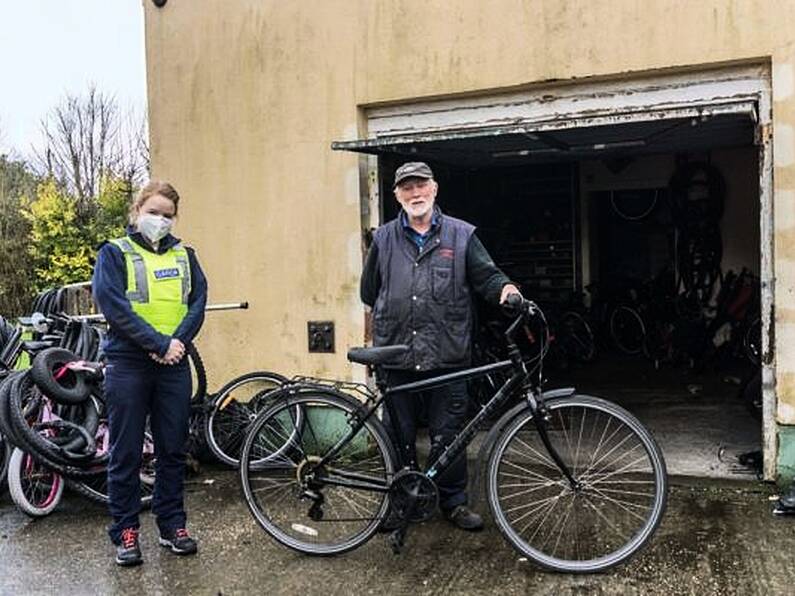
xmin=105 ymin=356 xmax=191 ymax=543
xmin=383 ymin=369 xmax=470 ymax=510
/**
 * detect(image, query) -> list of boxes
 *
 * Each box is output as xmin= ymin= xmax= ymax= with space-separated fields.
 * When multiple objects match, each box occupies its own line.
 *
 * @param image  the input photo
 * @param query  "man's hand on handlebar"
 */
xmin=501 ymin=289 xmax=538 ymax=318
xmin=499 ymin=283 xmax=522 ymax=305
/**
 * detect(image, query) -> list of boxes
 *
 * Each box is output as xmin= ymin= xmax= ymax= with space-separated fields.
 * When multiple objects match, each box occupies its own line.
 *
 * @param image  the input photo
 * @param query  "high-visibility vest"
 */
xmin=108 ymin=237 xmax=191 ymax=335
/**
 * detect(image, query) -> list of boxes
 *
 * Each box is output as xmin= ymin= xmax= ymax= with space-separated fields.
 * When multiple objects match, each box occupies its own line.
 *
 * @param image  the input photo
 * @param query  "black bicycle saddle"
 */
xmin=347 ymin=345 xmax=409 ymax=366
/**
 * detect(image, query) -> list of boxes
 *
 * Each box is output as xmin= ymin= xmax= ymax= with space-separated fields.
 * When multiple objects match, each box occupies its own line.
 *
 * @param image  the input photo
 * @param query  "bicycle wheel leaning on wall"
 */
xmin=204 ymin=371 xmax=288 ymax=467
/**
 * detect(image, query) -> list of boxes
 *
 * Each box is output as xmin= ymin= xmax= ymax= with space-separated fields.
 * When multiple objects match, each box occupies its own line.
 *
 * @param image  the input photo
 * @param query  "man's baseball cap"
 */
xmin=393 ymin=162 xmax=434 ymax=188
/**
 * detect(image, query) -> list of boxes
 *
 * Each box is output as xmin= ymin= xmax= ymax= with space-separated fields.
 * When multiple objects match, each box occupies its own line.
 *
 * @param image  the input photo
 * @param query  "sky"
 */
xmin=0 ymin=0 xmax=146 ymax=158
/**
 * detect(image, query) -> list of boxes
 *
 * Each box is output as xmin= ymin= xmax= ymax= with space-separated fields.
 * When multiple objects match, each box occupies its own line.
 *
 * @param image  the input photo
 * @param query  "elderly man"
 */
xmin=361 ymin=161 xmax=520 ymax=531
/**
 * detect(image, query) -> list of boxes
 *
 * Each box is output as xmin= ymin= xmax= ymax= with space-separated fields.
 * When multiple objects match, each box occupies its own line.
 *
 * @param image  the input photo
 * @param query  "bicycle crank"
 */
xmin=388 ymin=469 xmax=439 ymax=523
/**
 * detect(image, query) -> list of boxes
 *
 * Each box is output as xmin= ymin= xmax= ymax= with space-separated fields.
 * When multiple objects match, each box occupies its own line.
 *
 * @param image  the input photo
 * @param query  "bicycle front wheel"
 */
xmin=487 ymin=395 xmax=667 ymax=573
xmin=7 ymin=447 xmax=64 ymax=517
xmin=240 ymin=390 xmax=396 ymax=556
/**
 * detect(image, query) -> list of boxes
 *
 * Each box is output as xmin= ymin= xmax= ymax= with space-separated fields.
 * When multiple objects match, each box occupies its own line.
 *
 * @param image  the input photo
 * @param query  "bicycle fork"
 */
xmin=526 ymin=391 xmax=581 ymax=491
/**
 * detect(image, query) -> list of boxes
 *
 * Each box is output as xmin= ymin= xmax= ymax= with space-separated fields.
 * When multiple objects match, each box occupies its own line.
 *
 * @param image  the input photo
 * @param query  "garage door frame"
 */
xmin=337 ymin=63 xmax=775 ymax=479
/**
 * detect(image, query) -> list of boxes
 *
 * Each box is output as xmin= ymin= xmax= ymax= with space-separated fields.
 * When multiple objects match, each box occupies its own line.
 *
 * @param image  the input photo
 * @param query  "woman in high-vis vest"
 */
xmin=92 ymin=180 xmax=208 ymax=567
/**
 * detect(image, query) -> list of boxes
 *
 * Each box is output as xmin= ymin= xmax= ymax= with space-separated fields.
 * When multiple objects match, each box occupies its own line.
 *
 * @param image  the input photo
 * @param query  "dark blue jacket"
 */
xmin=92 ymin=228 xmax=208 ymax=360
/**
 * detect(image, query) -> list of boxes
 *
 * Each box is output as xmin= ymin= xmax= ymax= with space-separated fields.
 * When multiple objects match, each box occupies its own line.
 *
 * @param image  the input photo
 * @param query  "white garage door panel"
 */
xmin=335 ymin=64 xmax=769 ymax=146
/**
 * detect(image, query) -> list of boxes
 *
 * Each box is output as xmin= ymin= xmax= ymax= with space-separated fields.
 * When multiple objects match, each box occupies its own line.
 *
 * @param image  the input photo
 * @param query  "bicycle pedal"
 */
xmin=387 ymin=529 xmax=405 ymax=554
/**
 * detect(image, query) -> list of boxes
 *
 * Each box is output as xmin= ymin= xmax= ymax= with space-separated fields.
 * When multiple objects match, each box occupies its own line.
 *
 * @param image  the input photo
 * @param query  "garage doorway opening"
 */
xmin=335 ymin=65 xmax=773 ymax=480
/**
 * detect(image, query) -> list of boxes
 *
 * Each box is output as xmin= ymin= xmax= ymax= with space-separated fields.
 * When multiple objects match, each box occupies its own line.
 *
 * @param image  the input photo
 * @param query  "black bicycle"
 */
xmin=239 ymin=297 xmax=668 ymax=573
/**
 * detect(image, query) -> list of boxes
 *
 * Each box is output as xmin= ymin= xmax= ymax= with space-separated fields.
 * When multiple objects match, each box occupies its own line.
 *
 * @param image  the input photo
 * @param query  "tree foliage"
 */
xmin=0 ymin=87 xmax=147 ymax=316
xmin=0 ymin=154 xmax=38 ymax=316
xmin=23 ymin=176 xmax=130 ymax=290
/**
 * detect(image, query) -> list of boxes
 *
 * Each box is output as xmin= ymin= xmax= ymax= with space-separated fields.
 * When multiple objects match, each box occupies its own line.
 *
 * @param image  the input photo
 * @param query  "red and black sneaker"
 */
xmin=158 ymin=528 xmax=198 ymax=555
xmin=115 ymin=527 xmax=143 ymax=567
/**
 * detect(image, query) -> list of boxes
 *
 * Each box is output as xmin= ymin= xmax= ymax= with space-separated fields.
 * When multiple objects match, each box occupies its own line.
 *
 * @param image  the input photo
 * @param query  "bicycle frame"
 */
xmin=306 ymin=304 xmax=579 ymax=496
xmin=289 ymin=361 xmax=517 ymax=498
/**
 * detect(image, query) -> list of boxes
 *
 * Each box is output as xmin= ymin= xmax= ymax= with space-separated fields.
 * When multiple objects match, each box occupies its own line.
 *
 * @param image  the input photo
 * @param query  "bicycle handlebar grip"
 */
xmin=501 ymin=293 xmax=525 ymax=317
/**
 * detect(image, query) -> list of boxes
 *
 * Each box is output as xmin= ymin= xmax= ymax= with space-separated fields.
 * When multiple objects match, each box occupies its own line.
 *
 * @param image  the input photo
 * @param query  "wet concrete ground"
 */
xmin=0 ymin=470 xmax=793 ymax=596
xmin=564 ymin=355 xmax=761 ymax=479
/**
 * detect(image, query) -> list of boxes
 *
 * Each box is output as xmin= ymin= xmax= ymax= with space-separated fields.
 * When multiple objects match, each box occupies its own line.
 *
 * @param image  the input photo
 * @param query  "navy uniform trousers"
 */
xmin=383 ymin=369 xmax=470 ymax=510
xmin=105 ymin=355 xmax=192 ymax=543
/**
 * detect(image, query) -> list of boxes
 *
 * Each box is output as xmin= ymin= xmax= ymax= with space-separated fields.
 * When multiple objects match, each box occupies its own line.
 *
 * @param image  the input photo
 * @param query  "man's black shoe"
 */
xmin=443 ymin=505 xmax=484 ymax=531
xmin=159 ymin=528 xmax=198 ymax=555
xmin=773 ymin=501 xmax=795 ymax=515
xmin=115 ymin=528 xmax=143 ymax=567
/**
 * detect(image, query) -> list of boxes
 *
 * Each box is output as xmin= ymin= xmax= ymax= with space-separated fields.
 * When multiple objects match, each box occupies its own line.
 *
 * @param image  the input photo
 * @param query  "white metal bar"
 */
xmin=58 ymin=281 xmax=93 ymax=290
xmin=68 ymin=301 xmax=249 ymax=323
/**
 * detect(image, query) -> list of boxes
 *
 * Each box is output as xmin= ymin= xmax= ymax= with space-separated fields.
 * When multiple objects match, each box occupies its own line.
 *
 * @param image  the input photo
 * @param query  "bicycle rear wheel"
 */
xmin=205 ymin=371 xmax=287 ymax=467
xmin=487 ymin=395 xmax=667 ymax=573
xmin=240 ymin=390 xmax=395 ymax=556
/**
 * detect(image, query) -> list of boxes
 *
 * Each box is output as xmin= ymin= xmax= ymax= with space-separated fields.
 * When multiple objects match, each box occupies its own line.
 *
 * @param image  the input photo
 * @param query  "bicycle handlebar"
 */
xmin=502 ymin=296 xmax=544 ymax=370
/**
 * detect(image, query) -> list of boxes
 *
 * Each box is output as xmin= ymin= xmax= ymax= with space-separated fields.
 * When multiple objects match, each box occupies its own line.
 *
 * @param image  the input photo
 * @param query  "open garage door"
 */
xmin=332 ymin=101 xmax=758 ymax=165
xmin=333 ymin=64 xmax=765 ymax=162
xmin=334 ymin=64 xmax=776 ymax=480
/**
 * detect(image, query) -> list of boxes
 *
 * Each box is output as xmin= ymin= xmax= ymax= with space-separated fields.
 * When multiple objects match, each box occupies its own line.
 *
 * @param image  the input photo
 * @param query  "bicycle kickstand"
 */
xmin=387 ymin=500 xmax=417 ymax=555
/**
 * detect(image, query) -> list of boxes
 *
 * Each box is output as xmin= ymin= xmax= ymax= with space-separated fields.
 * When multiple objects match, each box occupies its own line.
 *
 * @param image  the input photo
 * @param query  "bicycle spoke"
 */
xmin=518 ymin=492 xmax=565 ymax=543
xmin=502 ymin=491 xmax=564 ymax=516
xmin=583 ymin=452 xmax=650 ymax=485
xmin=510 ymin=434 xmax=558 ymax=469
xmin=500 ymin=484 xmax=563 ymax=503
xmin=547 ymin=494 xmax=577 ymax=557
xmin=584 ymin=486 xmax=653 ymax=516
xmin=501 ymin=457 xmax=566 ymax=485
xmin=572 ymin=407 xmax=586 ymax=477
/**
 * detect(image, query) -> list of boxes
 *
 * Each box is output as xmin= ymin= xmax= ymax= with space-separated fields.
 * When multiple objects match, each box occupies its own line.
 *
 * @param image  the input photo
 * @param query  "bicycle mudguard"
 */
xmin=250 ymin=383 xmax=376 ymax=428
xmin=470 ymin=387 xmax=575 ymax=508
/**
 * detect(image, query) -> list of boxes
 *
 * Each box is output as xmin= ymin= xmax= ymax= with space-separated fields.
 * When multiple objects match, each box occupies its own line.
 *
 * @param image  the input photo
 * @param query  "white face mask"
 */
xmin=137 ymin=214 xmax=173 ymax=244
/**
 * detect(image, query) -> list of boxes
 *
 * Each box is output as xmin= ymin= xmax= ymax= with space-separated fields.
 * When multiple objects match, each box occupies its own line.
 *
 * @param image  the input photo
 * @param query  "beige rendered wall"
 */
xmin=143 ymin=1 xmax=795 ymax=417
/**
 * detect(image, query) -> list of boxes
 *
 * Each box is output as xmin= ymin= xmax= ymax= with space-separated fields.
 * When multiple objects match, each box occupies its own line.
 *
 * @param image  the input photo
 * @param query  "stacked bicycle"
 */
xmin=0 ymin=308 xmax=217 ymax=517
xmin=0 ymin=313 xmax=163 ymax=517
xmin=0 ymin=308 xmax=290 ymax=519
xmin=238 ymin=297 xmax=668 ymax=573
